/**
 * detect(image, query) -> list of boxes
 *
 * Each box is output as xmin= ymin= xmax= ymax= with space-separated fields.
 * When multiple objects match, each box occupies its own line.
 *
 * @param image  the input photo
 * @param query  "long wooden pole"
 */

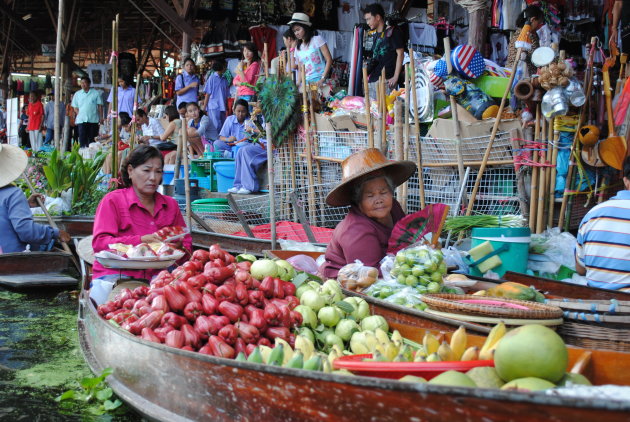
xmin=266 ymin=122 xmax=276 ymax=250
xmin=362 ymin=66 xmax=374 ymax=148
xmin=300 ymin=65 xmax=316 ymax=223
xmin=408 ymin=48 xmax=426 ymax=208
xmin=536 ymin=117 xmax=548 ymax=234
xmin=182 ymin=117 xmax=192 ymax=230
xmin=528 ymin=105 xmax=541 ymax=231
xmin=443 ymin=37 xmax=465 ymax=185
xmin=129 ymin=72 xmax=142 ymax=150
xmin=394 ymin=99 xmax=404 ymax=203
xmin=558 ymin=37 xmax=597 ymax=230
xmin=110 ymin=15 xmax=119 ymax=179
xmin=462 ymin=46 xmax=524 ymax=219
xmin=380 ymin=67 xmax=387 ymax=150
xmin=263 ymin=42 xmax=269 ymax=78
xmin=547 ymin=117 xmax=560 ymax=227
xmin=53 ymin=0 xmax=64 ymax=150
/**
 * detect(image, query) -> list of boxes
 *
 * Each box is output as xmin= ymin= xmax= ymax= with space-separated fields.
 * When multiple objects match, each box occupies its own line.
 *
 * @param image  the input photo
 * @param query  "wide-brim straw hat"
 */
xmin=288 ymin=12 xmax=312 ymax=26
xmin=326 ymin=148 xmax=417 ymax=207
xmin=0 ymin=144 xmax=28 ymax=188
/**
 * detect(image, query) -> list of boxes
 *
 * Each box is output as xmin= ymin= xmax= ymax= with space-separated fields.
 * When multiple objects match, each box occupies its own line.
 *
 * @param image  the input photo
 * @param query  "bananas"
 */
xmin=460 ymin=346 xmax=479 ymax=361
xmin=437 ymin=341 xmax=454 ymax=362
xmin=479 ymin=322 xmax=506 ymax=360
xmin=423 ymin=332 xmax=440 ymax=355
xmin=449 ymin=326 xmax=467 ymax=361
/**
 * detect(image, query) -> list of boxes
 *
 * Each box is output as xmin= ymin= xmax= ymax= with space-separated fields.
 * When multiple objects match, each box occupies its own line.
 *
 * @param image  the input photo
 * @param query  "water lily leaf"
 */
xmin=103 ymin=399 xmax=122 ymax=411
xmin=96 ymin=387 xmax=113 ymax=401
xmin=55 ymin=390 xmax=76 ymax=402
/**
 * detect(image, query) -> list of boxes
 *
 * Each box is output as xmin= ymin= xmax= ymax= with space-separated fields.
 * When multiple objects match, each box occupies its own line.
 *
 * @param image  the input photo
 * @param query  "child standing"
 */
xmin=202 ymin=60 xmax=228 ymax=141
xmin=26 ymin=92 xmax=44 ymax=152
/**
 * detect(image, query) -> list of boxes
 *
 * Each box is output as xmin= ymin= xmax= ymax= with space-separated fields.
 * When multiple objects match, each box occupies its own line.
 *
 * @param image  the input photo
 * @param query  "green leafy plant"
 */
xmin=56 ymin=367 xmax=124 ymax=415
xmin=42 ymin=148 xmax=72 ymax=197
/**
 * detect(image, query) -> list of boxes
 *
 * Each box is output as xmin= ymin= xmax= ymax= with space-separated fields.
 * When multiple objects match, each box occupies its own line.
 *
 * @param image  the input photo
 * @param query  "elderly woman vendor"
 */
xmin=319 ymin=148 xmax=416 ymax=278
xmin=92 ymin=145 xmax=192 ymax=280
xmin=0 ymin=144 xmax=71 ymax=253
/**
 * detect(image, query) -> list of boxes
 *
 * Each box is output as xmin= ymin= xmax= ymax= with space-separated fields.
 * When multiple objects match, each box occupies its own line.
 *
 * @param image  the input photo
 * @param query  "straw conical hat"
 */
xmin=325 ymin=148 xmax=416 ymax=207
xmin=0 ymin=144 xmax=28 ymax=188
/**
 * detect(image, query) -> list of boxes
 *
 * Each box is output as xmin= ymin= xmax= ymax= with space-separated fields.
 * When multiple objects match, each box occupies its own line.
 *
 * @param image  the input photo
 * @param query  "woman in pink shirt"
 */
xmin=92 ymin=145 xmax=192 ymax=281
xmin=232 ymin=42 xmax=261 ymax=103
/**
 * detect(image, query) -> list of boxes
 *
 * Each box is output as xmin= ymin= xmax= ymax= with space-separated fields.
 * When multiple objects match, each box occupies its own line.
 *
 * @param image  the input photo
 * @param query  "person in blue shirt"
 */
xmin=214 ymin=99 xmax=250 ymax=153
xmin=174 ymin=58 xmax=200 ymax=108
xmin=0 ymin=143 xmax=70 ymax=253
xmin=43 ymin=95 xmax=66 ymax=145
xmin=202 ymin=60 xmax=228 ymax=141
xmin=107 ymin=76 xmax=137 ymax=118
xmin=185 ymin=102 xmax=211 ymax=157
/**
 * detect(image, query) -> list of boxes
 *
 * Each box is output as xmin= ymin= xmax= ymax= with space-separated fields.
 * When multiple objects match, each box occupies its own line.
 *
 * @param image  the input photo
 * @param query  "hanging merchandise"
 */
xmin=541 ymin=87 xmax=569 ymax=119
xmin=444 ymin=77 xmax=498 ymax=119
xmin=411 ymin=60 xmax=434 ymax=122
xmin=258 ymin=75 xmax=300 ymax=146
xmin=249 ymin=25 xmax=278 ymax=66
xmin=450 ymin=44 xmax=486 ymax=79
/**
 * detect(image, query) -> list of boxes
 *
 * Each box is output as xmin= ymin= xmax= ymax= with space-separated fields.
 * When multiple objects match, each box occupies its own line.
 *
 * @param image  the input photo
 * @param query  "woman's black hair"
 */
xmin=241 ymin=42 xmax=260 ymax=63
xmin=135 ymin=108 xmax=147 ymax=118
xmin=120 ymin=145 xmax=164 ymax=188
xmin=516 ymin=5 xmax=544 ymax=28
xmin=119 ymin=111 xmax=131 ymax=126
xmin=177 ymin=102 xmax=187 ymax=112
xmin=234 ymin=98 xmax=249 ymax=111
xmin=164 ymin=105 xmax=179 ymax=122
xmin=283 ymin=28 xmax=297 ymax=41
xmin=182 ymin=57 xmax=195 ymax=68
xmin=186 ymin=101 xmax=206 ymax=117
xmin=291 ymin=23 xmax=317 ymax=48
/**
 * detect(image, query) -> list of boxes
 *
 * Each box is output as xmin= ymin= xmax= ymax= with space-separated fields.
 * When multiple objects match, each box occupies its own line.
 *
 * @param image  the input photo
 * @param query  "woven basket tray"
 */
xmin=545 ymin=299 xmax=630 ymax=325
xmin=421 ymin=294 xmax=563 ymax=319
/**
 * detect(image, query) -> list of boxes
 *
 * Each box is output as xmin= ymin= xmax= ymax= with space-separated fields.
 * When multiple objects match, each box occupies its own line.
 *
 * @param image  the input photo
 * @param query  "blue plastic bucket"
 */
xmin=213 ymin=161 xmax=236 ymax=193
xmin=470 ymin=227 xmax=531 ymax=277
xmin=162 ymin=165 xmax=185 ymax=185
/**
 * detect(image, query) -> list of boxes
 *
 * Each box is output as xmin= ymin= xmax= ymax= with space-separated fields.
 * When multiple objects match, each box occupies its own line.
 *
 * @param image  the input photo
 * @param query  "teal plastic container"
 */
xmin=470 ymin=227 xmax=531 ymax=277
xmin=191 ymin=198 xmax=230 ymax=214
xmin=213 ymin=161 xmax=236 ymax=193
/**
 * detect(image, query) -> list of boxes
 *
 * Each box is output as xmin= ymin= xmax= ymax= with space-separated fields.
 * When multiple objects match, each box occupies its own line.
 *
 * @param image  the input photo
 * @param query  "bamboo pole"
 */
xmin=53 ymin=0 xmax=64 ymax=151
xmin=528 ymin=105 xmax=541 ymax=231
xmin=394 ymin=99 xmax=404 ymax=202
xmin=266 ymin=122 xmax=276 ymax=250
xmin=110 ymin=15 xmax=119 ymax=179
xmin=173 ymin=122 xmax=183 ymax=181
xmin=380 ymin=67 xmax=387 ymax=150
xmin=300 ymin=65 xmax=316 ymax=223
xmin=362 ymin=66 xmax=374 ymax=148
xmin=263 ymin=42 xmax=269 ymax=78
xmin=536 ymin=117 xmax=548 ymax=234
xmin=308 ymin=84 xmax=322 ymax=186
xmin=558 ymin=37 xmax=597 ymax=230
xmin=443 ymin=37 xmax=466 ymax=185
xmin=129 ymin=72 xmax=142 ymax=150
xmin=547 ymin=118 xmax=560 ymax=227
xmin=408 ymin=48 xmax=426 ymax=208
xmin=402 ymin=64 xmax=411 ymax=211
xmin=181 ymin=117 xmax=192 ymax=230
xmin=462 ymin=45 xmax=525 ymax=222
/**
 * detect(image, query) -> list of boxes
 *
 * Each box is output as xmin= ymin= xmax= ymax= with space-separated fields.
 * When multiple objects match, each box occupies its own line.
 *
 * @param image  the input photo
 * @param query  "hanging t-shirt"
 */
xmin=368 ymin=26 xmax=405 ymax=83
xmin=409 ymin=23 xmax=437 ymax=48
xmin=490 ymin=33 xmax=509 ymax=67
xmin=249 ymin=25 xmax=277 ymax=67
xmin=295 ymin=35 xmax=328 ymax=83
xmin=338 ymin=2 xmax=361 ymax=32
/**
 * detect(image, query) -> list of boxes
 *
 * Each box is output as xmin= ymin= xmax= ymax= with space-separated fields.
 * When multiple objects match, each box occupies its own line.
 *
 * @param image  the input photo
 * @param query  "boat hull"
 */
xmin=78 ymin=292 xmax=630 ymax=422
xmin=0 ymin=251 xmax=77 ymax=288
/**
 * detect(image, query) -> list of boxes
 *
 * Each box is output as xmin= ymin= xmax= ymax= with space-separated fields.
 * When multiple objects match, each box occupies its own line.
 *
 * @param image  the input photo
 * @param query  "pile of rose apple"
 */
xmin=97 ymin=245 xmax=304 ymax=359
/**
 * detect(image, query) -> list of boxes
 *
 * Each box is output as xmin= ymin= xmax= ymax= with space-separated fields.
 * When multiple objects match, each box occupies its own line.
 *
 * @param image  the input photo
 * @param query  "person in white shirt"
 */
xmin=134 ymin=108 xmax=165 ymax=146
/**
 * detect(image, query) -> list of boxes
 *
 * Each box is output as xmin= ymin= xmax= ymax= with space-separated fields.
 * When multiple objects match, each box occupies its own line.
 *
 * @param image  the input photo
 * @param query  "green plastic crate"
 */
xmin=191 ymin=198 xmax=230 ymax=214
xmin=191 ymin=158 xmax=234 ymax=191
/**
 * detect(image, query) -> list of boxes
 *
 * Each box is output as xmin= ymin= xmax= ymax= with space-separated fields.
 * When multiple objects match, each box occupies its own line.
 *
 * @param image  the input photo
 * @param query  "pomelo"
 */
xmin=501 ymin=377 xmax=555 ymax=392
xmin=428 ymin=370 xmax=476 ymax=388
xmin=557 ymin=372 xmax=592 ymax=387
xmin=494 ymin=325 xmax=568 ymax=383
xmin=399 ymin=375 xmax=427 ymax=383
xmin=466 ymin=366 xmax=505 ymax=389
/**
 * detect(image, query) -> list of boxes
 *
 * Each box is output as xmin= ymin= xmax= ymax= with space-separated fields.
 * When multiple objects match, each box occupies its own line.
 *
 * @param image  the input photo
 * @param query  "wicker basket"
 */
xmin=421 ymin=294 xmax=563 ymax=320
xmin=545 ymin=298 xmax=630 ymax=353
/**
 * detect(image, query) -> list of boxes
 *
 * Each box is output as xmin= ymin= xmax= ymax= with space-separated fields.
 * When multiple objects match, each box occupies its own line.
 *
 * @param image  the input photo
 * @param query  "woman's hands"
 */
xmin=141 ymin=233 xmax=162 ymax=244
xmin=58 ymin=230 xmax=71 ymax=243
xmin=27 ymin=193 xmax=45 ymax=208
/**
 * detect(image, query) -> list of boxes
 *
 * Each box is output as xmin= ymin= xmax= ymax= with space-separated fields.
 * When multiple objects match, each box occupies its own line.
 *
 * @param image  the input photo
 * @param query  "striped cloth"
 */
xmin=575 ymin=190 xmax=630 ymax=290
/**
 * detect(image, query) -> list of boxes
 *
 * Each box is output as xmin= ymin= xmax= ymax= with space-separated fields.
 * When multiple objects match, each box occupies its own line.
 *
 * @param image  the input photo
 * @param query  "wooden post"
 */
xmin=408 ymin=48 xmax=426 ymax=208
xmin=265 ymin=122 xmax=276 ymax=250
xmin=362 ymin=66 xmax=374 ymax=148
xmin=129 ymin=72 xmax=142 ymax=150
xmin=402 ymin=64 xmax=411 ymax=211
xmin=300 ymin=65 xmax=316 ymax=223
xmin=528 ymin=105 xmax=541 ymax=231
xmin=394 ymin=99 xmax=404 ymax=203
xmin=307 ymin=84 xmax=322 ymax=186
xmin=468 ymin=6 xmax=488 ymax=55
xmin=173 ymin=123 xmax=183 ymax=181
xmin=110 ymin=15 xmax=119 ymax=179
xmin=263 ymin=42 xmax=269 ymax=78
xmin=548 ymin=117 xmax=560 ymax=227
xmin=443 ymin=37 xmax=466 ymax=186
xmin=380 ymin=67 xmax=387 ymax=151
xmin=536 ymin=117 xmax=548 ymax=234
xmin=53 ymin=0 xmax=64 ymax=150
xmin=182 ymin=117 xmax=192 ymax=230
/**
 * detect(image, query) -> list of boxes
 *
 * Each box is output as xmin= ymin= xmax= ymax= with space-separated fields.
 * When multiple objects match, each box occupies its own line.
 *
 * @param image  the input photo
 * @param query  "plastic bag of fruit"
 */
xmin=389 ymin=244 xmax=447 ymax=293
xmin=337 ymin=260 xmax=379 ymax=292
xmin=384 ymin=287 xmax=427 ymax=311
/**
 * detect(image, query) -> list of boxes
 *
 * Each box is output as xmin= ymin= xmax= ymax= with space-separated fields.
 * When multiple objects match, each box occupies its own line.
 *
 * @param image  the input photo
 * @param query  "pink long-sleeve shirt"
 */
xmin=91 ymin=187 xmax=192 ymax=280
xmin=233 ymin=61 xmax=260 ymax=97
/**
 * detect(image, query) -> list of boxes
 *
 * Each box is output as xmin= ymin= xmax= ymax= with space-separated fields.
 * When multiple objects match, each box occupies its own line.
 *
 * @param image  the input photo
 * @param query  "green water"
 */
xmin=0 ymin=288 xmax=141 ymax=421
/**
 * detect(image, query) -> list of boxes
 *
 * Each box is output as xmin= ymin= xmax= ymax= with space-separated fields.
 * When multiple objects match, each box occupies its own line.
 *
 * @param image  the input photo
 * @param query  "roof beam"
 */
xmin=0 ymin=0 xmax=44 ymax=45
xmin=145 ymin=0 xmax=195 ymax=37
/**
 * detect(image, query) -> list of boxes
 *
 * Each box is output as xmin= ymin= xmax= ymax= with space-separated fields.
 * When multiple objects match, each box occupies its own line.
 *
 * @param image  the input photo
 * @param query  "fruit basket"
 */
xmin=332 ymin=354 xmax=494 ymax=380
xmin=421 ymin=294 xmax=563 ymax=320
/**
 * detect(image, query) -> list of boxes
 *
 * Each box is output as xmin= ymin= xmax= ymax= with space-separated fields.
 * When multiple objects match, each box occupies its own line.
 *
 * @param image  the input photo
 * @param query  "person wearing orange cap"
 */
xmin=319 ymin=149 xmax=416 ymax=278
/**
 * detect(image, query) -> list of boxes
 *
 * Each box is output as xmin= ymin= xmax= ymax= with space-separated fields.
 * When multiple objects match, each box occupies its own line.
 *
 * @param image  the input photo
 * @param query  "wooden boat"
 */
xmin=0 ymin=251 xmax=78 ymax=288
xmin=78 ymin=288 xmax=630 ymax=421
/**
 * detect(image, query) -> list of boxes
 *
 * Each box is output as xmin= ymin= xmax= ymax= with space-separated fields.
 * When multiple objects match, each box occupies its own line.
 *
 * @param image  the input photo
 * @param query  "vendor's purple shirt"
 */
xmin=319 ymin=200 xmax=405 ymax=278
xmin=174 ymin=71 xmax=200 ymax=108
